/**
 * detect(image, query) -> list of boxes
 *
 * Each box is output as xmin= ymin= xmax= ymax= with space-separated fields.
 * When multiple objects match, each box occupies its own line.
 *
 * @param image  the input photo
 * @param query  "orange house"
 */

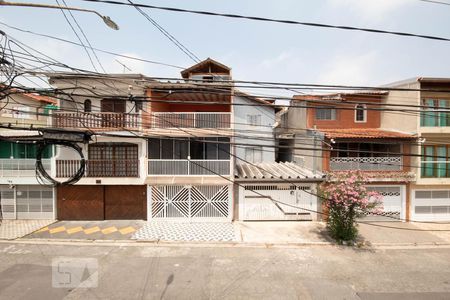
xmin=291 ymin=92 xmax=417 ymax=221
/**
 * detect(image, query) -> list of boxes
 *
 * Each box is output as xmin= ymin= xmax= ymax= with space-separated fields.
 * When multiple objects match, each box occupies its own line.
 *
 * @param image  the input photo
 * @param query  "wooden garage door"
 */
xmin=57 ymin=185 xmax=146 ymax=220
xmin=105 ymin=185 xmax=146 ymax=220
xmin=57 ymin=186 xmax=104 ymax=220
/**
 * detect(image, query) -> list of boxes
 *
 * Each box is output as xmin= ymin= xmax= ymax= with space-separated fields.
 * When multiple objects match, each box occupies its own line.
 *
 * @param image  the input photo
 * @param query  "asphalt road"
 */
xmin=0 ymin=242 xmax=449 ymax=299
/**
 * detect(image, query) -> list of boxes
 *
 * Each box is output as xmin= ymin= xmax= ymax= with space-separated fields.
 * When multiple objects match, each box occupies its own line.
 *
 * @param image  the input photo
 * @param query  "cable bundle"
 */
xmin=36 ymin=140 xmax=85 ymax=186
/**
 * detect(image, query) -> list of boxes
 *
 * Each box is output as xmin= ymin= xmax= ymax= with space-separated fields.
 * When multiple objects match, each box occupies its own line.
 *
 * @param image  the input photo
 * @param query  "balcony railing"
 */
xmin=0 ymin=159 xmax=50 ymax=177
xmin=330 ymin=156 xmax=403 ymax=171
xmin=149 ymin=112 xmax=231 ymax=129
xmin=148 ymin=159 xmax=231 ymax=175
xmin=53 ymin=112 xmax=140 ymax=129
xmin=56 ymin=159 xmax=139 ymax=178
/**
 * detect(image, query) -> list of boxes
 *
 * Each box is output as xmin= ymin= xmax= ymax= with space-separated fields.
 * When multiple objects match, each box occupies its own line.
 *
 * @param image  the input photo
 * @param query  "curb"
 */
xmin=3 ymin=238 xmax=450 ymax=249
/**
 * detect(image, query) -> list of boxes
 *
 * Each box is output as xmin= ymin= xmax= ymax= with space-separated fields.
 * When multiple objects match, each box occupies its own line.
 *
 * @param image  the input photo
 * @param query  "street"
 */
xmin=0 ymin=242 xmax=449 ymax=299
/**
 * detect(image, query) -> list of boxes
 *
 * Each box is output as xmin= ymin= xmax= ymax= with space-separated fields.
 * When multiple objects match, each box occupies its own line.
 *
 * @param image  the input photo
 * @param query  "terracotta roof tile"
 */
xmin=318 ymin=128 xmax=415 ymax=139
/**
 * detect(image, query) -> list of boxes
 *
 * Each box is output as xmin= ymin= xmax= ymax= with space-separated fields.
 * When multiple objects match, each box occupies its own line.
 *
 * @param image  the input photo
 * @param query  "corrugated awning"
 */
xmin=235 ymin=162 xmax=324 ymax=182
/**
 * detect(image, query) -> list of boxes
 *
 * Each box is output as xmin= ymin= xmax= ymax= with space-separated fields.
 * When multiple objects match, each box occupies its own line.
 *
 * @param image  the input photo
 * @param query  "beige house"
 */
xmin=382 ymin=78 xmax=450 ymax=221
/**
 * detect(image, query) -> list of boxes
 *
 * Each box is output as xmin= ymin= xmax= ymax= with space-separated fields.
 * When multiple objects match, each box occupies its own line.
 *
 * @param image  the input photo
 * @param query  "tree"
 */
xmin=319 ymin=171 xmax=383 ymax=242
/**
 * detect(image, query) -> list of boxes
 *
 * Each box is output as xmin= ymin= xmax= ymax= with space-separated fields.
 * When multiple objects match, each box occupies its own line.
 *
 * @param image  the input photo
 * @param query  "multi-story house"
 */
xmin=47 ymin=73 xmax=149 ymax=220
xmin=382 ymin=77 xmax=450 ymax=221
xmin=281 ymin=91 xmax=417 ymax=221
xmin=0 ymin=90 xmax=57 ymax=219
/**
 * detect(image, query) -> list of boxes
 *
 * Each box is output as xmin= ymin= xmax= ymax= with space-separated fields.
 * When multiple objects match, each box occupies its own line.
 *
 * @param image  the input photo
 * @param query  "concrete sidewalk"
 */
xmin=10 ymin=219 xmax=450 ymax=247
xmin=358 ymin=221 xmax=450 ymax=246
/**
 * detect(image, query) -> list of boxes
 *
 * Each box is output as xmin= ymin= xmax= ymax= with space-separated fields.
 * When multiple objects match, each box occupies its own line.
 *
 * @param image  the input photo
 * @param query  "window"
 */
xmin=84 ymin=99 xmax=92 ymax=112
xmin=247 ymin=114 xmax=261 ymax=126
xmin=421 ymin=145 xmax=450 ymax=178
xmin=355 ymin=104 xmax=367 ymax=122
xmin=315 ymin=107 xmax=336 ymax=120
xmin=0 ymin=141 xmax=52 ymax=159
xmin=245 ymin=146 xmax=263 ymax=163
xmin=421 ymin=99 xmax=450 ymax=127
xmin=148 ymin=138 xmax=230 ymax=160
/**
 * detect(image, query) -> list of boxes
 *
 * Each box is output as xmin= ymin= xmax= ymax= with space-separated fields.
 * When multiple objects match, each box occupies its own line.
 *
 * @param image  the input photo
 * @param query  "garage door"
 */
xmin=57 ymin=185 xmax=146 ymax=220
xmin=364 ymin=186 xmax=402 ymax=221
xmin=412 ymin=190 xmax=450 ymax=222
xmin=240 ymin=185 xmax=316 ymax=221
xmin=0 ymin=185 xmax=54 ymax=220
xmin=150 ymin=185 xmax=231 ymax=220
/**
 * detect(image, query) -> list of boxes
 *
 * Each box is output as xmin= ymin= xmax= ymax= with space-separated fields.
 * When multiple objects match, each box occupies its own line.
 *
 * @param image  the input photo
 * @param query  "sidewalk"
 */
xmin=6 ymin=219 xmax=450 ymax=247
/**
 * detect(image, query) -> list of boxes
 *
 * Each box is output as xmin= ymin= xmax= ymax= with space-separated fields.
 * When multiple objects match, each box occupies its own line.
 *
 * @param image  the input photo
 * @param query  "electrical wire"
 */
xmin=81 ymin=0 xmax=450 ymax=42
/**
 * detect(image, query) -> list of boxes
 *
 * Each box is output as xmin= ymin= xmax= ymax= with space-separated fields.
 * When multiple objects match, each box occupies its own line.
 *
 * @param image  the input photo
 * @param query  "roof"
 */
xmin=318 ymin=128 xmax=415 ymax=139
xmin=235 ymin=161 xmax=324 ymax=182
xmin=23 ymin=93 xmax=57 ymax=104
xmin=43 ymin=72 xmax=152 ymax=81
xmin=181 ymin=58 xmax=231 ymax=79
xmin=293 ymin=91 xmax=388 ymax=102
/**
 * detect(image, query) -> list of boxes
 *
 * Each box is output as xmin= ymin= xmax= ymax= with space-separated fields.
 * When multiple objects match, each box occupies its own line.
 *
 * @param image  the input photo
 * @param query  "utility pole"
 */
xmin=0 ymin=1 xmax=119 ymax=30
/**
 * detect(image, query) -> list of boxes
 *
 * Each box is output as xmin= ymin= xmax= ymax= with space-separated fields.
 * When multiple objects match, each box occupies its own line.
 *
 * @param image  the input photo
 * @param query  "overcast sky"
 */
xmin=1 ymin=0 xmax=450 ymax=93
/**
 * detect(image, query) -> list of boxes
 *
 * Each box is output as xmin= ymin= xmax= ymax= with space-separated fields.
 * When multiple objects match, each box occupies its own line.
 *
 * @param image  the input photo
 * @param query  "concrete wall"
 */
xmin=233 ymin=96 xmax=276 ymax=163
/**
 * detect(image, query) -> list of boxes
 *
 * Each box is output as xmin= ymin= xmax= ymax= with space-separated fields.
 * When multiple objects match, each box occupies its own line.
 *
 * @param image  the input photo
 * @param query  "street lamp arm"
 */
xmin=0 ymin=1 xmax=119 ymax=30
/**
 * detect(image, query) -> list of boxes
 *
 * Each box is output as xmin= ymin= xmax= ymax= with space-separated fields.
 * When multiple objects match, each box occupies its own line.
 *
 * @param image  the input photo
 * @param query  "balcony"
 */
xmin=148 ymin=159 xmax=231 ymax=176
xmin=56 ymin=160 xmax=139 ymax=178
xmin=330 ymin=156 xmax=403 ymax=171
xmin=0 ymin=159 xmax=50 ymax=177
xmin=149 ymin=112 xmax=231 ymax=129
xmin=52 ymin=112 xmax=140 ymax=130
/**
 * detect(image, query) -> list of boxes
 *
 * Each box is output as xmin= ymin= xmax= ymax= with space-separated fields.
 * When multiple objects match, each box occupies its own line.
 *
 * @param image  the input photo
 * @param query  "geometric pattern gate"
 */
xmin=150 ymin=185 xmax=231 ymax=220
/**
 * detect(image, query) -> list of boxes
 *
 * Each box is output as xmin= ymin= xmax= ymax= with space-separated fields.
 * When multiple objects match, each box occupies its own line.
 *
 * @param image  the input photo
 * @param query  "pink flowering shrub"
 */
xmin=319 ymin=171 xmax=383 ymax=241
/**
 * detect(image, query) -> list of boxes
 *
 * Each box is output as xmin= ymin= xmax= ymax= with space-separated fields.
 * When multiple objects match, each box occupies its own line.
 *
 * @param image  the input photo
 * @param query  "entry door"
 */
xmin=101 ymin=99 xmax=126 ymax=127
xmin=105 ymin=185 xmax=146 ymax=220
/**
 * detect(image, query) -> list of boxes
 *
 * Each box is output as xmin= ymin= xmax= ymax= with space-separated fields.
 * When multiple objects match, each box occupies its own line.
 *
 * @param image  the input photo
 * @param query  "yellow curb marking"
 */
xmin=119 ymin=227 xmax=136 ymax=235
xmin=101 ymin=227 xmax=118 ymax=235
xmin=67 ymin=227 xmax=84 ymax=234
xmin=84 ymin=226 xmax=101 ymax=235
xmin=35 ymin=226 xmax=49 ymax=233
xmin=49 ymin=226 xmax=66 ymax=234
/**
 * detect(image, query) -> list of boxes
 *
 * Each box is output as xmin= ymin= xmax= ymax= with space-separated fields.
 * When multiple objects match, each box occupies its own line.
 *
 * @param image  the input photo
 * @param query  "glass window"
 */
xmin=245 ymin=147 xmax=263 ymax=163
xmin=355 ymin=104 xmax=366 ymax=122
xmin=190 ymin=140 xmax=204 ymax=159
xmin=84 ymin=99 xmax=92 ymax=113
xmin=421 ymin=145 xmax=450 ymax=178
xmin=161 ymin=139 xmax=174 ymax=159
xmin=315 ymin=108 xmax=336 ymax=120
xmin=421 ymin=99 xmax=450 ymax=127
xmin=148 ymin=138 xmax=161 ymax=159
xmin=205 ymin=137 xmax=218 ymax=160
xmin=174 ymin=139 xmax=188 ymax=159
xmin=218 ymin=137 xmax=230 ymax=159
xmin=247 ymin=115 xmax=261 ymax=126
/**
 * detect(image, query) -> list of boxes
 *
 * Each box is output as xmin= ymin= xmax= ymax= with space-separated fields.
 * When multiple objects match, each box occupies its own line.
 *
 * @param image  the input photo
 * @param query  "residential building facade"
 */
xmin=0 ymin=90 xmax=57 ymax=220
xmin=282 ymin=92 xmax=417 ymax=221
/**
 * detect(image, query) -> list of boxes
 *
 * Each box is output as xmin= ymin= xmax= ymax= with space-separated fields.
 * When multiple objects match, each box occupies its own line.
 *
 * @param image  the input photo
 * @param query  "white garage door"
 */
xmin=240 ymin=185 xmax=316 ymax=221
xmin=150 ymin=185 xmax=232 ymax=220
xmin=0 ymin=185 xmax=54 ymax=219
xmin=364 ymin=186 xmax=402 ymax=221
xmin=413 ymin=190 xmax=450 ymax=222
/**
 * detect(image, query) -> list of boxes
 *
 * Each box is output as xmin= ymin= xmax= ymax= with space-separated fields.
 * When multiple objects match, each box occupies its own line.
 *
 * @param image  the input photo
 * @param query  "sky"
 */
xmin=1 ymin=0 xmax=450 ymax=96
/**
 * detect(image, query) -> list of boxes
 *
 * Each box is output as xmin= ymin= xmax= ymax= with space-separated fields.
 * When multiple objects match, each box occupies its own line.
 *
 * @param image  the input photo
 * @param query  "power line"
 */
xmin=0 ymin=22 xmax=185 ymax=69
xmin=418 ymin=0 xmax=450 ymax=7
xmin=61 ymin=0 xmax=107 ymax=73
xmin=81 ymin=0 xmax=450 ymax=42
xmin=126 ymin=0 xmax=200 ymax=63
xmin=55 ymin=0 xmax=99 ymax=72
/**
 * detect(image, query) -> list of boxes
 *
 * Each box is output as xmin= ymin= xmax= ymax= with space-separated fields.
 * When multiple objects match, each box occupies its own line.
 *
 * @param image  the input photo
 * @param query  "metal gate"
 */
xmin=363 ymin=186 xmax=402 ymax=221
xmin=0 ymin=185 xmax=54 ymax=220
xmin=150 ymin=185 xmax=231 ymax=220
xmin=240 ymin=185 xmax=316 ymax=221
